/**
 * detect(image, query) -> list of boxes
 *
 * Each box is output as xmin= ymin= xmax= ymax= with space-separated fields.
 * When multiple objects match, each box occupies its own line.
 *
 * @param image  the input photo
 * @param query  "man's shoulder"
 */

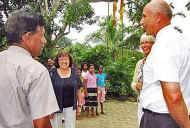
xmin=30 ymin=60 xmax=47 ymax=72
xmin=0 ymin=49 xmax=8 ymax=56
xmin=19 ymin=59 xmax=48 ymax=82
xmin=157 ymin=25 xmax=182 ymax=41
xmin=11 ymin=52 xmax=47 ymax=75
xmin=155 ymin=24 xmax=189 ymax=52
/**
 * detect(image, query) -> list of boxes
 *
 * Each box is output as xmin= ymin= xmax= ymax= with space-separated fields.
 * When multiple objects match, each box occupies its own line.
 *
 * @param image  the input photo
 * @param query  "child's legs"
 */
xmin=76 ymin=106 xmax=81 ymax=116
xmin=100 ymin=102 xmax=104 ymax=113
xmin=98 ymin=87 xmax=106 ymax=103
xmin=99 ymin=87 xmax=106 ymax=113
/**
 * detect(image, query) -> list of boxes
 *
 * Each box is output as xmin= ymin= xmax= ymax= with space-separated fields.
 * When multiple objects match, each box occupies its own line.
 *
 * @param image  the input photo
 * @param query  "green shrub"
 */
xmin=106 ymin=49 xmax=143 ymax=97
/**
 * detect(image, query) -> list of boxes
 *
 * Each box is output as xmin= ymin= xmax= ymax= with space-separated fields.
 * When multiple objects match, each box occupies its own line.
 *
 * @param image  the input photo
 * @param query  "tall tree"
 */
xmin=124 ymin=0 xmax=150 ymax=49
xmin=0 ymin=0 xmax=94 ymax=61
xmin=86 ymin=16 xmax=125 ymax=60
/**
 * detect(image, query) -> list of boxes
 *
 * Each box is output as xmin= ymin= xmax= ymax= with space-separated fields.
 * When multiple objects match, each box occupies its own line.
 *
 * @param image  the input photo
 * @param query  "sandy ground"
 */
xmin=76 ymin=100 xmax=138 ymax=128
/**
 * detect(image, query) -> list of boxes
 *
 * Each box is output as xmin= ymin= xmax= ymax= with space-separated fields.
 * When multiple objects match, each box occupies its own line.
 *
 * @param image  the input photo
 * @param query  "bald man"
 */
xmin=139 ymin=0 xmax=190 ymax=128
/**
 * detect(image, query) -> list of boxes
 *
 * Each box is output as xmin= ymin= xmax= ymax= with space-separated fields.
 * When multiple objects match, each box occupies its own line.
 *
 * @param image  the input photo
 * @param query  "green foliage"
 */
xmin=126 ymin=0 xmax=150 ymax=24
xmin=64 ymin=0 xmax=94 ymax=27
xmin=64 ymin=43 xmax=110 ymax=68
xmin=0 ymin=37 xmax=7 ymax=51
xmin=0 ymin=0 xmax=95 ymax=63
xmin=124 ymin=25 xmax=144 ymax=50
xmin=40 ymin=0 xmax=94 ymax=63
xmin=123 ymin=0 xmax=150 ymax=51
xmin=106 ymin=49 xmax=143 ymax=96
xmin=80 ymin=44 xmax=111 ymax=68
xmin=86 ymin=17 xmax=128 ymax=60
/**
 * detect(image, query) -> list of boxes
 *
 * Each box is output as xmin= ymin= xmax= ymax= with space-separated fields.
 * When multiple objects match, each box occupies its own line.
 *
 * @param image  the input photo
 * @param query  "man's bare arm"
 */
xmin=160 ymin=81 xmax=190 ymax=128
xmin=33 ymin=115 xmax=52 ymax=128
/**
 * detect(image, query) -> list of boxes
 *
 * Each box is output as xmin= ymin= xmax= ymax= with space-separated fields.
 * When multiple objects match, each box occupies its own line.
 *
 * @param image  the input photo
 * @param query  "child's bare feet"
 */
xmin=91 ymin=112 xmax=96 ymax=117
xmin=101 ymin=111 xmax=105 ymax=114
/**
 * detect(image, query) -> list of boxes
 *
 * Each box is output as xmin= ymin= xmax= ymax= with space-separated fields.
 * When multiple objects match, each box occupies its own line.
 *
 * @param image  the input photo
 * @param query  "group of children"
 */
xmin=76 ymin=63 xmax=108 ymax=119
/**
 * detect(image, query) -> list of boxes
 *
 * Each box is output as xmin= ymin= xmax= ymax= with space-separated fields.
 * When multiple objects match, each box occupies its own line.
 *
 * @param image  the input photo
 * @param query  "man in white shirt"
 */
xmin=0 ymin=8 xmax=59 ymax=128
xmin=139 ymin=0 xmax=190 ymax=128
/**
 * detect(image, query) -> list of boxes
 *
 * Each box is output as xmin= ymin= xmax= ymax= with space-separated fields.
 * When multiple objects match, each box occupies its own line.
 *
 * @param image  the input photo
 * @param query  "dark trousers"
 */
xmin=140 ymin=109 xmax=180 ymax=128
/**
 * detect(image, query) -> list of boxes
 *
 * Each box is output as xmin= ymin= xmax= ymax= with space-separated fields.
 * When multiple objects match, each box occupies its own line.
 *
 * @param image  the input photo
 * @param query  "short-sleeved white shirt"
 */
xmin=139 ymin=25 xmax=190 ymax=114
xmin=81 ymin=70 xmax=88 ymax=78
xmin=0 ymin=46 xmax=59 ymax=128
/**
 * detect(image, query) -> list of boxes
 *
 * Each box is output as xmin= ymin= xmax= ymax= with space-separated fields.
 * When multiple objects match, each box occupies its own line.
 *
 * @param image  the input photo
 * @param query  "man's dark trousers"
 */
xmin=140 ymin=109 xmax=180 ymax=128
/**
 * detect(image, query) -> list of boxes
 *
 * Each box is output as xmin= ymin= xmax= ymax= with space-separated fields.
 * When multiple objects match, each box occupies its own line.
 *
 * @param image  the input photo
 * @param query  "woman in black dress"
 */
xmin=50 ymin=51 xmax=82 ymax=128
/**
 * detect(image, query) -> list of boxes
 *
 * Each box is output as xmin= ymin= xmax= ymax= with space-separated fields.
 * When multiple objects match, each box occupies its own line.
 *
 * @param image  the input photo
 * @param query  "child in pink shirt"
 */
xmin=84 ymin=64 xmax=98 ymax=116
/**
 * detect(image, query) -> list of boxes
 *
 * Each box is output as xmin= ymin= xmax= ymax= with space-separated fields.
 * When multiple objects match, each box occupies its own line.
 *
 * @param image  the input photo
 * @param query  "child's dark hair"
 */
xmin=88 ymin=64 xmax=94 ymax=69
xmin=81 ymin=62 xmax=88 ymax=70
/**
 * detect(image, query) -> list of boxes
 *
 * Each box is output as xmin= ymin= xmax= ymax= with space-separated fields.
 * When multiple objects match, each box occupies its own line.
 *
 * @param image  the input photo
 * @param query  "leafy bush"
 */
xmin=106 ymin=49 xmax=143 ymax=97
xmin=65 ymin=43 xmax=111 ymax=69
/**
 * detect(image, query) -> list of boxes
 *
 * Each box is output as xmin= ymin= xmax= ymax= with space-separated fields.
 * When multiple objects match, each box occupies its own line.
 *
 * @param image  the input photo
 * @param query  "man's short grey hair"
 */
xmin=5 ymin=8 xmax=45 ymax=44
xmin=148 ymin=0 xmax=173 ymax=20
xmin=140 ymin=33 xmax=155 ymax=44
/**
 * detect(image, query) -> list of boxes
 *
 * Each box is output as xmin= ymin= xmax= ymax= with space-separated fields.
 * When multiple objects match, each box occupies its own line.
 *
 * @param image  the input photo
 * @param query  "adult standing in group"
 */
xmin=139 ymin=0 xmax=190 ymax=128
xmin=131 ymin=33 xmax=155 ymax=125
xmin=47 ymin=58 xmax=55 ymax=71
xmin=50 ymin=52 xmax=82 ymax=128
xmin=0 ymin=8 xmax=59 ymax=128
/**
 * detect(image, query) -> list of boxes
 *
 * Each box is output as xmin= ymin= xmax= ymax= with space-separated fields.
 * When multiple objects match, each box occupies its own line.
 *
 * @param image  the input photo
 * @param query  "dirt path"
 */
xmin=76 ymin=100 xmax=138 ymax=128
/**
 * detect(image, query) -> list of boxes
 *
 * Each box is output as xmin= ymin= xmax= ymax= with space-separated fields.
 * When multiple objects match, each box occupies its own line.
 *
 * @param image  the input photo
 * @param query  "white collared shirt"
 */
xmin=140 ymin=25 xmax=190 ymax=114
xmin=0 ymin=46 xmax=59 ymax=128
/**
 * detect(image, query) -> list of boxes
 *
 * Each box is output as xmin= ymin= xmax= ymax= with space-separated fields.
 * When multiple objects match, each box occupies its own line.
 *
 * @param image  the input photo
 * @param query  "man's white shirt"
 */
xmin=139 ymin=25 xmax=190 ymax=114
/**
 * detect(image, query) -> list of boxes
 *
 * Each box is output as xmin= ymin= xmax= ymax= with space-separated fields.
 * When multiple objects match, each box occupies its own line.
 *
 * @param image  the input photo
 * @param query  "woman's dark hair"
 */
xmin=5 ymin=7 xmax=45 ymax=44
xmin=54 ymin=51 xmax=73 ymax=68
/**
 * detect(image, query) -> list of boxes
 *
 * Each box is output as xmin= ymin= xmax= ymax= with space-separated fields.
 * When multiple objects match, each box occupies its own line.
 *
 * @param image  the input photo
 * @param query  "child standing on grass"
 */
xmin=96 ymin=65 xmax=108 ymax=114
xmin=76 ymin=68 xmax=85 ymax=119
xmin=84 ymin=64 xmax=98 ymax=117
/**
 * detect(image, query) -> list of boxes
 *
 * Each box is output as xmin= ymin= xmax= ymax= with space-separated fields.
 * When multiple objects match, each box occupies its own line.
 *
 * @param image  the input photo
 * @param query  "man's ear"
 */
xmin=21 ymin=32 xmax=32 ymax=43
xmin=156 ymin=12 xmax=162 ymax=23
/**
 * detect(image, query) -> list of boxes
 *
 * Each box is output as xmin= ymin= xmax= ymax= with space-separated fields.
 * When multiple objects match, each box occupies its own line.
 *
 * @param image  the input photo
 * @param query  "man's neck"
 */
xmin=155 ymin=22 xmax=171 ymax=36
xmin=12 ymin=43 xmax=33 ymax=57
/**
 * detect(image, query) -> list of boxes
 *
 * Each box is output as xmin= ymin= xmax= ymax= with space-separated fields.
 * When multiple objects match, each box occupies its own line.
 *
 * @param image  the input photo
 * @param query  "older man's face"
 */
xmin=29 ymin=26 xmax=47 ymax=57
xmin=140 ymin=5 xmax=158 ymax=36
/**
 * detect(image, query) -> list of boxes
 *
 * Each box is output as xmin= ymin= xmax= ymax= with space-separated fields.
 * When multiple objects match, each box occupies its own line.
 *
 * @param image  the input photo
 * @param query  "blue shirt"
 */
xmin=96 ymin=73 xmax=107 ymax=87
